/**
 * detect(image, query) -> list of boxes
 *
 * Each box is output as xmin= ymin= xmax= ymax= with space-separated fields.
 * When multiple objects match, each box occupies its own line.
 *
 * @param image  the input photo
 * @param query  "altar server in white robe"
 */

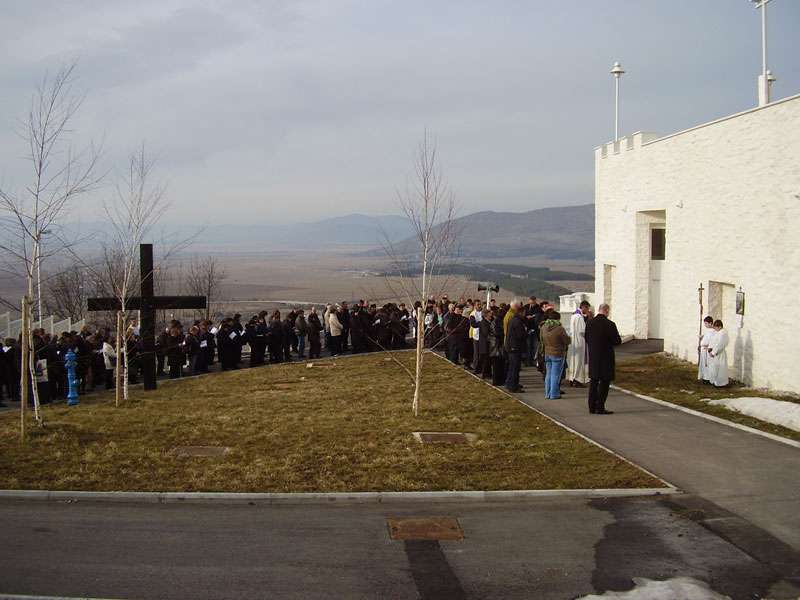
xmin=708 ymin=320 xmax=729 ymax=387
xmin=697 ymin=316 xmax=715 ymax=383
xmin=567 ymin=301 xmax=591 ymax=386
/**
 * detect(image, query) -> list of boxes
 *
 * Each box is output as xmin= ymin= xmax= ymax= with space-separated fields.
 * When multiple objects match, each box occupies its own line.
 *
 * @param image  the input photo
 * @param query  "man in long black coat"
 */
xmin=504 ymin=303 xmax=527 ymax=393
xmin=307 ymin=307 xmax=323 ymax=359
xmin=338 ymin=301 xmax=351 ymax=353
xmin=584 ymin=303 xmax=622 ymax=414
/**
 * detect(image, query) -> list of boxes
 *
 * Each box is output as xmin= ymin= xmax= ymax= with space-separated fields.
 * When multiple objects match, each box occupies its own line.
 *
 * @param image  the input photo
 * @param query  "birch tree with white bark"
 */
xmin=95 ymin=144 xmax=169 ymax=405
xmin=93 ymin=143 xmax=202 ymax=404
xmin=382 ymin=133 xmax=463 ymax=416
xmin=0 ymin=61 xmax=103 ymax=434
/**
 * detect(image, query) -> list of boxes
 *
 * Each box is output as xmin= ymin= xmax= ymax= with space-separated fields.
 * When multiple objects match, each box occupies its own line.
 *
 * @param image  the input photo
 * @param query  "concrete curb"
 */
xmin=0 ymin=487 xmax=680 ymax=505
xmin=611 ymin=385 xmax=800 ymax=450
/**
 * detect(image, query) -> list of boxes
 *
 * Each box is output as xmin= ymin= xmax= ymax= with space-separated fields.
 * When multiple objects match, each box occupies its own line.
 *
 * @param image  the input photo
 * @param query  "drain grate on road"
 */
xmin=388 ymin=518 xmax=464 ymax=540
xmin=411 ymin=432 xmax=478 ymax=444
xmin=168 ymin=446 xmax=231 ymax=456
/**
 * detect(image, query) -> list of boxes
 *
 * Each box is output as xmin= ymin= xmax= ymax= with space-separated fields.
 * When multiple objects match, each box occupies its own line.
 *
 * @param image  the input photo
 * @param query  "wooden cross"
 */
xmin=87 ymin=244 xmax=206 ymax=390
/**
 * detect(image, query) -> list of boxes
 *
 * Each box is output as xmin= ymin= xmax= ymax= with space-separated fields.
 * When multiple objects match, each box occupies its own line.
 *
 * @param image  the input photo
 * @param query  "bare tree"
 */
xmin=42 ymin=259 xmax=88 ymax=321
xmin=91 ymin=143 xmax=201 ymax=404
xmin=186 ymin=255 xmax=227 ymax=321
xmin=382 ymin=133 xmax=463 ymax=416
xmin=0 ymin=60 xmax=103 ymax=432
xmin=93 ymin=144 xmax=168 ymax=405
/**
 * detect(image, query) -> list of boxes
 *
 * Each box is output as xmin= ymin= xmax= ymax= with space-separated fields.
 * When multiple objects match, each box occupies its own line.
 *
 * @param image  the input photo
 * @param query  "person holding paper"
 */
xmin=166 ymin=326 xmax=186 ymax=379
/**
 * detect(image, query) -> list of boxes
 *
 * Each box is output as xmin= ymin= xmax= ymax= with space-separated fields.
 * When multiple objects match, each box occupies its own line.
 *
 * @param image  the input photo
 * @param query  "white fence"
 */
xmin=0 ymin=312 xmax=85 ymax=341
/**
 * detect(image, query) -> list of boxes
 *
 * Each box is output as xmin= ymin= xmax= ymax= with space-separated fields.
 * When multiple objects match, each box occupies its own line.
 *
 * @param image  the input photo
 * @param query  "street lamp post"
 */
xmin=611 ymin=61 xmax=625 ymax=141
xmin=751 ymin=0 xmax=774 ymax=106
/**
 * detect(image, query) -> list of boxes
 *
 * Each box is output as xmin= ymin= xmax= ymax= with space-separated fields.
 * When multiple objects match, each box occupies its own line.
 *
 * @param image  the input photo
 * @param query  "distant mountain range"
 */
xmin=368 ymin=204 xmax=595 ymax=260
xmin=64 ymin=204 xmax=595 ymax=259
xmin=197 ymin=214 xmax=416 ymax=249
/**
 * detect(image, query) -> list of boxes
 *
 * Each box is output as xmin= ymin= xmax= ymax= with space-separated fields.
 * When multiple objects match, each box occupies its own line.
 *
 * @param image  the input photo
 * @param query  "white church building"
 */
xmin=593 ymin=92 xmax=800 ymax=394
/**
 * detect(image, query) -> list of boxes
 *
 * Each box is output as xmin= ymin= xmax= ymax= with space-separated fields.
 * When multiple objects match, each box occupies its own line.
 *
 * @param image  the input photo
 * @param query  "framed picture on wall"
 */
xmin=736 ymin=291 xmax=745 ymax=316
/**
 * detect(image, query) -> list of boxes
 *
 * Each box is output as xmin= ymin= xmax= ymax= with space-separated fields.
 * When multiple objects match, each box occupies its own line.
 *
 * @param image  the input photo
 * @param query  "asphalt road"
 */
xmin=2 ymin=341 xmax=799 ymax=599
xmin=1 ymin=495 xmax=797 ymax=600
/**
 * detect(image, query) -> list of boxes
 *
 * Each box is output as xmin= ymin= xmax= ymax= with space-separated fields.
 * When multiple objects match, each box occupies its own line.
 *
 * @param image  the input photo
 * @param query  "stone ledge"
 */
xmin=0 ymin=487 xmax=681 ymax=505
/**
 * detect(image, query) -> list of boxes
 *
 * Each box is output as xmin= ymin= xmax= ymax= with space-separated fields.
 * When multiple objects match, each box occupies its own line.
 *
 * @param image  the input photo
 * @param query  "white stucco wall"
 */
xmin=594 ymin=93 xmax=800 ymax=394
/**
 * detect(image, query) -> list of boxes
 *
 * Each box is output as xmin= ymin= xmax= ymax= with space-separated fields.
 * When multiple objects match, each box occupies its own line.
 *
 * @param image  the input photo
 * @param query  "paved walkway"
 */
xmin=506 ymin=341 xmax=800 ymax=551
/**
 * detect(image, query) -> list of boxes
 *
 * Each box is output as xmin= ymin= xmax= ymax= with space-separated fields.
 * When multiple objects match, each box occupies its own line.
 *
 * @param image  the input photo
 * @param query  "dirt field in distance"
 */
xmin=211 ymin=248 xmax=594 ymax=306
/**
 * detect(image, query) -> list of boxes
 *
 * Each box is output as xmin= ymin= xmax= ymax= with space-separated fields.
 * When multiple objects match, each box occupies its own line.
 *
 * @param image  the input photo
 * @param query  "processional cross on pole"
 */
xmin=697 ymin=282 xmax=705 ymax=358
xmin=87 ymin=244 xmax=206 ymax=390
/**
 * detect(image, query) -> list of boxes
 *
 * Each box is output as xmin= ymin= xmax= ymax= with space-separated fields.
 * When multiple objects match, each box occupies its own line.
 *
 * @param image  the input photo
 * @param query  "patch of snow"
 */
xmin=577 ymin=577 xmax=729 ymax=599
xmin=679 ymin=389 xmax=695 ymax=395
xmin=700 ymin=396 xmax=800 ymax=432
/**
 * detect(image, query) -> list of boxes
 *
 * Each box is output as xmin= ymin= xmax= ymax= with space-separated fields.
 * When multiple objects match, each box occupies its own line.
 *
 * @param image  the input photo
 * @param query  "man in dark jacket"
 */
xmin=281 ymin=315 xmax=295 ymax=361
xmin=295 ymin=310 xmax=308 ymax=359
xmin=504 ymin=303 xmax=527 ymax=393
xmin=477 ymin=312 xmax=493 ymax=380
xmin=287 ymin=308 xmax=300 ymax=353
xmin=444 ymin=305 xmax=464 ymax=365
xmin=217 ymin=321 xmax=239 ymax=371
xmin=349 ymin=304 xmax=364 ymax=354
xmin=166 ymin=326 xmax=186 ymax=379
xmin=307 ymin=307 xmax=323 ymax=359
xmin=524 ymin=296 xmax=542 ymax=367
xmin=231 ymin=314 xmax=244 ymax=366
xmin=184 ymin=326 xmax=201 ymax=376
xmin=338 ymin=301 xmax=351 ymax=353
xmin=585 ymin=303 xmax=622 ymax=414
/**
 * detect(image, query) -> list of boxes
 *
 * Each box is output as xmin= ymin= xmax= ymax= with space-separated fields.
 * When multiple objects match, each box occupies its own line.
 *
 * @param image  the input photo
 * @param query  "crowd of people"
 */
xmin=0 ymin=325 xmax=120 ymax=407
xmin=0 ymin=295 xmax=630 ymax=415
xmin=0 ymin=301 xmax=421 ymax=405
xmin=428 ymin=295 xmax=621 ymax=413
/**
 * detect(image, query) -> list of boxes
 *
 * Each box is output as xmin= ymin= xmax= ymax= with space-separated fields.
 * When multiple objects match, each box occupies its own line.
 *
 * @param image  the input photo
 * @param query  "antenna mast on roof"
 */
xmin=750 ymin=0 xmax=776 ymax=106
xmin=610 ymin=62 xmax=625 ymax=141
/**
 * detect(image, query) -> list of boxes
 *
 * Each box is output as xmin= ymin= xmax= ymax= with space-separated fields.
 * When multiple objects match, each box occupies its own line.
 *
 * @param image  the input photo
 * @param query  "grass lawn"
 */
xmin=616 ymin=354 xmax=800 ymax=443
xmin=0 ymin=353 xmax=663 ymax=493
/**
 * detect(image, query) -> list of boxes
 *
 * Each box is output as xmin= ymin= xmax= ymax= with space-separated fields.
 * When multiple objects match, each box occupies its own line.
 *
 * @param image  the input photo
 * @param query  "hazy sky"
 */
xmin=1 ymin=1 xmax=798 ymax=225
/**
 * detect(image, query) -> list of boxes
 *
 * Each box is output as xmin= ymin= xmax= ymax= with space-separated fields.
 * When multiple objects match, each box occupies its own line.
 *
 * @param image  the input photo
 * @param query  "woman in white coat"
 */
xmin=707 ymin=320 xmax=729 ymax=387
xmin=328 ymin=307 xmax=344 ymax=356
xmin=102 ymin=336 xmax=116 ymax=390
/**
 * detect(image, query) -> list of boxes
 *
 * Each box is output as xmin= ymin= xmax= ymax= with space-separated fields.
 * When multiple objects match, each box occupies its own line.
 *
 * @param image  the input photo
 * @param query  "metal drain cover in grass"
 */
xmin=412 ymin=432 xmax=478 ymax=444
xmin=388 ymin=518 xmax=464 ymax=540
xmin=168 ymin=446 xmax=231 ymax=456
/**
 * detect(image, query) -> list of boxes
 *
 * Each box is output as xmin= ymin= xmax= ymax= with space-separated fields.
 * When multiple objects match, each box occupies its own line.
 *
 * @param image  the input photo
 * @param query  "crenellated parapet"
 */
xmin=595 ymin=131 xmax=659 ymax=159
